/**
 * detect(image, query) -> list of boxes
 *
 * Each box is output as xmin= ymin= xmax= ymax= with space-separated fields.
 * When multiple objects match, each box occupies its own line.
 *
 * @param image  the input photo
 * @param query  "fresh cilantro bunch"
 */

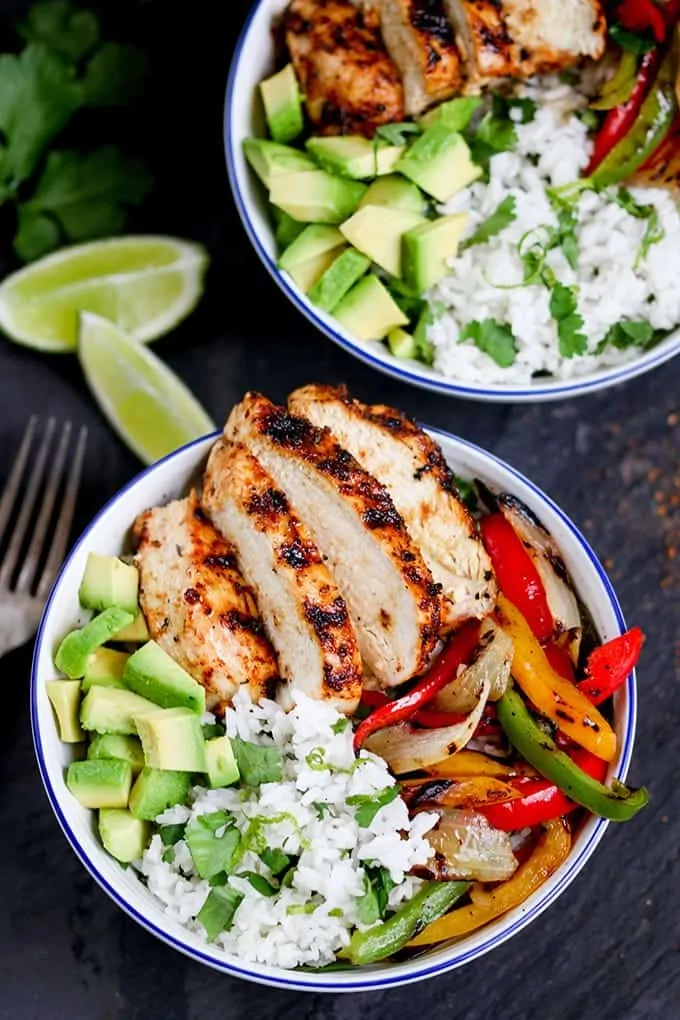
xmin=0 ymin=1 xmax=152 ymax=261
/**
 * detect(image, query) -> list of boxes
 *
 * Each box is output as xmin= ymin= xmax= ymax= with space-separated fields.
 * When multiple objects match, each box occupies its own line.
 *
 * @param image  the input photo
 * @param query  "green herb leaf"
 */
xmin=413 ymin=307 xmax=435 ymax=365
xmin=202 ymin=722 xmax=226 ymax=740
xmin=549 ymin=283 xmax=587 ymax=358
xmin=596 ymin=319 xmax=655 ymax=353
xmin=375 ymin=122 xmax=422 ymax=147
xmin=637 ymin=207 xmax=664 ymax=266
xmin=82 ymin=42 xmax=147 ymax=108
xmin=231 ymin=738 xmax=283 ymax=786
xmin=462 ymin=195 xmax=516 ymax=250
xmin=260 ymin=847 xmax=290 ymax=875
xmin=197 ymin=886 xmax=243 ymax=942
xmin=287 ymin=902 xmax=316 ymax=915
xmin=331 ymin=716 xmax=351 ymax=734
xmin=159 ymin=823 xmax=186 ymax=846
xmin=554 ymin=206 xmax=579 ymax=270
xmin=15 ymin=145 xmax=153 ymax=260
xmin=355 ymin=881 xmax=381 ymax=926
xmin=364 ymin=864 xmax=395 ymax=919
xmin=240 ymin=871 xmax=279 ymax=897
xmin=185 ymin=812 xmax=241 ymax=879
xmin=314 ymin=802 xmax=331 ymax=819
xmin=453 ymin=475 xmax=478 ymax=513
xmin=346 ymin=785 xmax=400 ymax=827
xmin=161 ymin=847 xmax=175 ymax=864
xmin=609 ymin=23 xmax=656 ymax=55
xmin=460 ymin=319 xmax=519 ymax=368
xmin=19 ymin=2 xmax=100 ymax=62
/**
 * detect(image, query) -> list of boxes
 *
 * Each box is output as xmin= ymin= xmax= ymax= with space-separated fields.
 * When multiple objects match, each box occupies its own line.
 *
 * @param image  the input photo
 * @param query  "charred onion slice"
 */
xmin=431 ymin=618 xmax=512 ymax=714
xmin=418 ymin=808 xmax=518 ymax=883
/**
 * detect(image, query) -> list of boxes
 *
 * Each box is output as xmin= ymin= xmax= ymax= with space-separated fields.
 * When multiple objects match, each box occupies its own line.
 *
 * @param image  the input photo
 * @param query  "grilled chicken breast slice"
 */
xmin=133 ymin=492 xmax=280 ymax=713
xmin=225 ymin=392 xmax=442 ymax=687
xmin=288 ymin=384 xmax=496 ymax=629
xmin=284 ymin=0 xmax=405 ymax=137
xmin=374 ymin=0 xmax=463 ymax=116
xmin=202 ymin=439 xmax=363 ymax=714
xmin=443 ymin=0 xmax=519 ymax=88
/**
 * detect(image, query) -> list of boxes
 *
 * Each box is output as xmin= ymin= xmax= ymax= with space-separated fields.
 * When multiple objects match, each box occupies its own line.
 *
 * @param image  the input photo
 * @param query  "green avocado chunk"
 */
xmin=278 ymin=224 xmax=345 ymax=270
xmin=387 ymin=327 xmax=418 ymax=359
xmin=305 ymin=135 xmax=403 ymax=179
xmin=205 ymin=736 xmax=240 ymax=788
xmin=78 ymin=553 xmax=139 ymax=616
xmin=87 ymin=733 xmax=146 ymax=775
xmin=395 ymin=126 xmax=481 ymax=203
xmin=55 ymin=607 xmax=135 ymax=679
xmin=80 ymin=685 xmax=159 ymax=736
xmin=359 ymin=174 xmax=425 ymax=214
xmin=111 ymin=612 xmax=150 ymax=643
xmin=307 ymin=248 xmax=371 ymax=313
xmin=82 ymin=647 xmax=129 ymax=691
xmin=128 ymin=767 xmax=191 ymax=820
xmin=243 ymin=138 xmax=316 ymax=189
xmin=134 ymin=707 xmax=208 ymax=772
xmin=259 ymin=63 xmax=304 ymax=144
xmin=99 ymin=808 xmax=150 ymax=863
xmin=123 ymin=641 xmax=205 ymax=714
xmin=67 ymin=759 xmax=133 ymax=809
xmin=269 ymin=170 xmax=366 ymax=224
xmin=419 ymin=96 xmax=482 ymax=131
xmin=333 ymin=274 xmax=408 ymax=341
xmin=46 ymin=679 xmax=84 ymax=743
xmin=340 ymin=205 xmax=426 ymax=277
xmin=402 ymin=212 xmax=468 ymax=292
xmin=272 ymin=207 xmax=306 ymax=249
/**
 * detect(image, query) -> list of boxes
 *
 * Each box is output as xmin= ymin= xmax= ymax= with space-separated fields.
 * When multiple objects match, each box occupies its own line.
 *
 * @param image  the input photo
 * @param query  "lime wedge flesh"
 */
xmin=0 ymin=236 xmax=208 ymax=353
xmin=78 ymin=312 xmax=216 ymax=465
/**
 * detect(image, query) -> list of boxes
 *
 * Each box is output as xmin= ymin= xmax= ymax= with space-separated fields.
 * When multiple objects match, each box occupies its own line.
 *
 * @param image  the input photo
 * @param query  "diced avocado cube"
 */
xmin=46 ymin=679 xmax=84 ymax=743
xmin=128 ymin=767 xmax=191 ymax=821
xmin=305 ymin=136 xmax=403 ymax=180
xmin=340 ymin=205 xmax=426 ymax=277
xmin=359 ymin=175 xmax=425 ymax=215
xmin=259 ymin=63 xmax=304 ymax=144
xmin=402 ymin=213 xmax=468 ymax=292
xmin=269 ymin=171 xmax=366 ymax=224
xmin=82 ymin=647 xmax=129 ymax=691
xmin=67 ymin=759 xmax=133 ymax=809
xmin=55 ymin=607 xmax=135 ymax=679
xmin=307 ymin=248 xmax=371 ymax=313
xmin=333 ymin=275 xmax=408 ymax=341
xmin=419 ymin=96 xmax=482 ymax=131
xmin=123 ymin=641 xmax=205 ymax=714
xmin=88 ymin=733 xmax=146 ymax=775
xmin=242 ymin=139 xmax=316 ymax=189
xmin=278 ymin=224 xmax=345 ymax=271
xmin=80 ymin=685 xmax=159 ymax=736
xmin=134 ymin=707 xmax=207 ymax=772
xmin=272 ymin=207 xmax=306 ymax=249
xmin=205 ymin=736 xmax=240 ymax=788
xmin=387 ymin=327 xmax=418 ymax=359
xmin=286 ymin=246 xmax=346 ymax=292
xmin=78 ymin=553 xmax=139 ymax=616
xmin=395 ymin=126 xmax=481 ymax=203
xmin=112 ymin=612 xmax=150 ymax=643
xmin=99 ymin=808 xmax=150 ymax=863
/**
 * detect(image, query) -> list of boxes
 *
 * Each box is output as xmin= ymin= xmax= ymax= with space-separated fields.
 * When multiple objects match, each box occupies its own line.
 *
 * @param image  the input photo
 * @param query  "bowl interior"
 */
xmin=224 ymin=0 xmax=680 ymax=403
xmin=32 ymin=429 xmax=636 ymax=992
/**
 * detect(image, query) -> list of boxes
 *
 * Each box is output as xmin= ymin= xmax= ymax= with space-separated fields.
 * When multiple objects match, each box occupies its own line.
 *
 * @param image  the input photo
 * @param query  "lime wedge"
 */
xmin=0 ymin=236 xmax=208 ymax=353
xmin=78 ymin=312 xmax=216 ymax=464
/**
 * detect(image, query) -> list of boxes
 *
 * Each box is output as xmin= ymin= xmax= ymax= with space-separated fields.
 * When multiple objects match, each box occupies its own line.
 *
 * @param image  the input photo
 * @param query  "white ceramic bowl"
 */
xmin=224 ymin=0 xmax=680 ymax=403
xmin=32 ymin=427 xmax=638 ymax=992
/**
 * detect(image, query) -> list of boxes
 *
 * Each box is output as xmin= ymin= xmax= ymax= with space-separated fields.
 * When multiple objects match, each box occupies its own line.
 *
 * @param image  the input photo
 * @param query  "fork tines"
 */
xmin=0 ymin=417 xmax=87 ymax=598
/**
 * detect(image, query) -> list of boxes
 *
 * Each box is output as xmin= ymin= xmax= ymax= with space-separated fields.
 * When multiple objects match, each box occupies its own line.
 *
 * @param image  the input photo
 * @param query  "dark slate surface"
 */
xmin=0 ymin=2 xmax=679 ymax=1017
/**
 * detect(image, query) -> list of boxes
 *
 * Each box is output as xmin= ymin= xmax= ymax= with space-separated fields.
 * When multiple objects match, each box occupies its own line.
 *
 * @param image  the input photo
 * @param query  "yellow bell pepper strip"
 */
xmin=400 ymin=774 xmax=520 ymax=811
xmin=407 ymin=818 xmax=571 ymax=947
xmin=495 ymin=594 xmax=617 ymax=761
xmin=426 ymin=749 xmax=537 ymax=780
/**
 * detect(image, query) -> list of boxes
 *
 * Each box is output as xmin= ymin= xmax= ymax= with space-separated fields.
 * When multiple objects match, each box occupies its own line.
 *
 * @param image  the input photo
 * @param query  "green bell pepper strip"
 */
xmin=339 ymin=880 xmax=470 ymax=965
xmin=496 ymin=685 xmax=649 ymax=822
xmin=590 ymin=79 xmax=677 ymax=188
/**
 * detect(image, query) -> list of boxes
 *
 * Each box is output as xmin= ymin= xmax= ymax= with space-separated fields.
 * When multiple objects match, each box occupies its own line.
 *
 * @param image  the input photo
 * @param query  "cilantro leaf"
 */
xmin=596 ymin=319 xmax=655 ymax=353
xmin=314 ymin=802 xmax=331 ymax=819
xmin=0 ymin=43 xmax=83 ymax=189
xmin=202 ymin=722 xmax=226 ymax=740
xmin=453 ymin=475 xmax=478 ymax=513
xmin=14 ymin=146 xmax=153 ymax=260
xmin=413 ymin=307 xmax=435 ymax=365
xmin=19 ymin=2 xmax=100 ymax=62
xmin=549 ymin=283 xmax=587 ymax=357
xmin=260 ymin=847 xmax=290 ymax=875
xmin=375 ymin=122 xmax=421 ymax=147
xmin=82 ymin=42 xmax=147 ymax=108
xmin=610 ymin=188 xmax=664 ymax=267
xmin=462 ymin=195 xmax=516 ymax=250
xmin=240 ymin=871 xmax=279 ymax=897
xmin=355 ymin=880 xmax=381 ymax=926
xmin=347 ymin=785 xmax=400 ymax=827
xmin=230 ymin=738 xmax=283 ymax=786
xmin=185 ymin=812 xmax=241 ymax=880
xmin=364 ymin=864 xmax=395 ymax=918
xmin=460 ymin=319 xmax=519 ymax=368
xmin=159 ymin=823 xmax=186 ymax=846
xmin=555 ymin=205 xmax=579 ymax=270
xmin=469 ymin=95 xmax=536 ymax=165
xmin=197 ymin=886 xmax=243 ymax=942
xmin=331 ymin=716 xmax=350 ymax=734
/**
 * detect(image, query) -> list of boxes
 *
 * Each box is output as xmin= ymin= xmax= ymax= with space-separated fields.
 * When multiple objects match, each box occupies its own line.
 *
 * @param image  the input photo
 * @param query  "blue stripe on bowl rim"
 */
xmin=222 ymin=0 xmax=680 ymax=404
xmin=31 ymin=428 xmax=637 ymax=992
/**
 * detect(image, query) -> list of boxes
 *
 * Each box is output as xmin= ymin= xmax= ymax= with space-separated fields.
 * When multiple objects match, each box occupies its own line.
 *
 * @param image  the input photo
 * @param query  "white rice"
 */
xmin=430 ymin=87 xmax=680 ymax=384
xmin=135 ymin=690 xmax=437 ymax=970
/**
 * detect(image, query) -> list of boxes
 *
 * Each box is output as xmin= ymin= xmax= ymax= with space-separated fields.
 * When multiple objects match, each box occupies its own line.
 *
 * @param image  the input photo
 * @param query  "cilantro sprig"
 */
xmin=461 ymin=195 xmax=517 ymax=250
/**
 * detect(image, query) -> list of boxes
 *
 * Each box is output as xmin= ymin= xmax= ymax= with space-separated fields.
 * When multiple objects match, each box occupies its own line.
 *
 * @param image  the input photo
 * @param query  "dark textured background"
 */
xmin=0 ymin=2 xmax=678 ymax=1017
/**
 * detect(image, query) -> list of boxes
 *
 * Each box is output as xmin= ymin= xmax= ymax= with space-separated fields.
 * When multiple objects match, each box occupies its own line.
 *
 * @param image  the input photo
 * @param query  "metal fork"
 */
xmin=0 ymin=418 xmax=87 ymax=656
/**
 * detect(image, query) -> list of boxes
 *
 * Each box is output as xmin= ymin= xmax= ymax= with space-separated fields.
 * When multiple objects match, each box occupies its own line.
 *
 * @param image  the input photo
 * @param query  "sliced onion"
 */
xmin=364 ymin=676 xmax=491 ymax=775
xmin=498 ymin=494 xmax=582 ymax=662
xmin=417 ymin=808 xmax=518 ymax=883
xmin=431 ymin=618 xmax=512 ymax=713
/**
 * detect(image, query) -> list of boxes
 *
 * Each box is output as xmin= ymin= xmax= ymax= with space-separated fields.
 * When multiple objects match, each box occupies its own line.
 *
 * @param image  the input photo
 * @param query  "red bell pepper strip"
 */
xmin=480 ymin=513 xmax=554 ymax=642
xmin=479 ymin=748 xmax=608 ymax=831
xmin=543 ymin=642 xmax=576 ymax=682
xmin=616 ymin=0 xmax=667 ymax=42
xmin=578 ymin=626 xmax=645 ymax=705
xmin=353 ymin=620 xmax=481 ymax=750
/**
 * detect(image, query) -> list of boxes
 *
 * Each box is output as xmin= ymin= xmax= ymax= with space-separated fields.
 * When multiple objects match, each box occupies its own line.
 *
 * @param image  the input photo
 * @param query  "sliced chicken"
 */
xmin=201 ymin=439 xmax=363 ymax=714
xmin=225 ymin=392 xmax=442 ymax=688
xmin=133 ymin=492 xmax=280 ymax=714
xmin=443 ymin=0 xmax=606 ymax=90
xmin=284 ymin=0 xmax=405 ymax=137
xmin=288 ymin=384 xmax=496 ymax=628
xmin=373 ymin=0 xmax=464 ymax=116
